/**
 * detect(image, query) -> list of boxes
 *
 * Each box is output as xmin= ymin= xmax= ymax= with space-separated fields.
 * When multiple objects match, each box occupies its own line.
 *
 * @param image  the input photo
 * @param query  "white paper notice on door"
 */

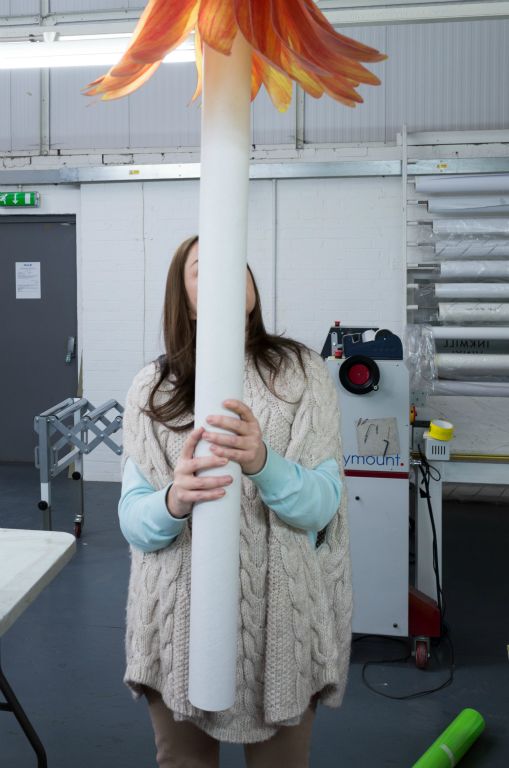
xmin=16 ymin=262 xmax=41 ymax=299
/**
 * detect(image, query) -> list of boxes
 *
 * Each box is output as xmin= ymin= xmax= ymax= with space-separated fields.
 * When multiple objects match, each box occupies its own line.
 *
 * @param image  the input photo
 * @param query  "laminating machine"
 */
xmin=322 ymin=323 xmax=443 ymax=667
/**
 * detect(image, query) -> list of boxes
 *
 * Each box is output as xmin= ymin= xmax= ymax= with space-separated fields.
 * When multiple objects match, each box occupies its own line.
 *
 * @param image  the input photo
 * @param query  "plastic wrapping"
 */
xmin=427 ymin=196 xmax=509 ymax=215
xmin=433 ymin=218 xmax=509 ymax=237
xmin=409 ymin=282 xmax=509 ymax=303
xmin=431 ymin=325 xmax=509 ymax=340
xmin=432 ymin=379 xmax=509 ymax=396
xmin=436 ymin=353 xmax=509 ymax=379
xmin=435 ymin=241 xmax=509 ymax=259
xmin=405 ymin=324 xmax=437 ymax=396
xmin=415 ymin=173 xmax=509 ymax=195
xmin=438 ymin=302 xmax=509 ymax=324
xmin=435 ymin=283 xmax=509 ymax=300
xmin=439 ymin=260 xmax=509 ymax=280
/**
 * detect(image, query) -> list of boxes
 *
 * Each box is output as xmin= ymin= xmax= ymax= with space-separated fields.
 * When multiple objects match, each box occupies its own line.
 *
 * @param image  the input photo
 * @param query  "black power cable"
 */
xmin=354 ymin=446 xmax=455 ymax=700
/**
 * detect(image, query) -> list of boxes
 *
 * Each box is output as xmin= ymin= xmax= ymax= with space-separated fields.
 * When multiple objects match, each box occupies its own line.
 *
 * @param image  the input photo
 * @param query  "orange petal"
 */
xmin=271 ymin=0 xmax=382 ymax=85
xmin=250 ymin=53 xmax=263 ymax=101
xmin=198 ymin=0 xmax=237 ymax=55
xmin=83 ymin=0 xmax=198 ymax=99
xmin=302 ymin=0 xmax=388 ymax=64
xmin=234 ymin=0 xmax=384 ymax=89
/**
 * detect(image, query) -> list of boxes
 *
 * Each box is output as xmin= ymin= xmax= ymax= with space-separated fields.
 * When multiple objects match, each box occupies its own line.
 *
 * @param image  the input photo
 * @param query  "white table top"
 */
xmin=0 ymin=528 xmax=76 ymax=638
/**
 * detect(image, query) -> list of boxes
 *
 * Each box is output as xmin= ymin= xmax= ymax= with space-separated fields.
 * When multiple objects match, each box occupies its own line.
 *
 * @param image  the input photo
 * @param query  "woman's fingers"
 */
xmin=223 ymin=399 xmax=255 ymax=421
xmin=181 ymin=474 xmax=233 ymax=491
xmin=205 ymin=414 xmax=249 ymax=434
xmin=185 ymin=454 xmax=229 ymax=474
xmin=181 ymin=426 xmax=205 ymax=460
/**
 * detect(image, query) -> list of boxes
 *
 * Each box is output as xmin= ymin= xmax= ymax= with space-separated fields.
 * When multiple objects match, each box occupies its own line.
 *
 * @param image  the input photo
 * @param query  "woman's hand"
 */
xmin=203 ymin=400 xmax=267 ymax=476
xmin=167 ymin=427 xmax=233 ymax=519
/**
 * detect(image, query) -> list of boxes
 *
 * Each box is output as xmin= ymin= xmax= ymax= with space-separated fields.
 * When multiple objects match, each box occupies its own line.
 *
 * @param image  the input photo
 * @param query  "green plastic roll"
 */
xmin=412 ymin=708 xmax=485 ymax=767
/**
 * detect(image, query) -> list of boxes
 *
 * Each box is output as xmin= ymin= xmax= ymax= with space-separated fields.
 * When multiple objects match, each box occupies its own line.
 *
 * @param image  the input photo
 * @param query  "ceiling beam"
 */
xmin=1 ymin=2 xmax=509 ymax=41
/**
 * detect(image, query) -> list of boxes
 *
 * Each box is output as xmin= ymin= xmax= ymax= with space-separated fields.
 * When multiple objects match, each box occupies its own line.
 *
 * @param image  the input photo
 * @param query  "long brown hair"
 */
xmin=144 ymin=235 xmax=308 ymax=430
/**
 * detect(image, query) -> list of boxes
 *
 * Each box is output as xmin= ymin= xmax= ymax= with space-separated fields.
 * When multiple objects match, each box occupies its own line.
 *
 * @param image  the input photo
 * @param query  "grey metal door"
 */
xmin=0 ymin=215 xmax=77 ymax=463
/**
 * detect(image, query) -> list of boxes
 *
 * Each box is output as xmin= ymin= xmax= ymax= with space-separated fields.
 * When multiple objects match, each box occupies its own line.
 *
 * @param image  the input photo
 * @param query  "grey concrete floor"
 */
xmin=0 ymin=463 xmax=507 ymax=768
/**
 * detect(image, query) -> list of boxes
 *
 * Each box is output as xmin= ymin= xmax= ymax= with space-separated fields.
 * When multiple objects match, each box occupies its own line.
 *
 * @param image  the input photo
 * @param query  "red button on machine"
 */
xmin=348 ymin=363 xmax=370 ymax=386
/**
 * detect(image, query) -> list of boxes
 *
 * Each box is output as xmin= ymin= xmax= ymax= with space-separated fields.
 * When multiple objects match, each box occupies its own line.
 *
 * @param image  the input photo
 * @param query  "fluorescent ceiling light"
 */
xmin=0 ymin=37 xmax=195 ymax=69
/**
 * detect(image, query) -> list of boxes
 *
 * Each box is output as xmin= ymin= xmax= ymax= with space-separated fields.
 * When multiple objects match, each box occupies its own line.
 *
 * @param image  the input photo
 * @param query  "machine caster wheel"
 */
xmin=74 ymin=522 xmax=82 ymax=539
xmin=72 ymin=471 xmax=81 ymax=480
xmin=415 ymin=640 xmax=429 ymax=669
xmin=38 ymin=500 xmax=49 ymax=511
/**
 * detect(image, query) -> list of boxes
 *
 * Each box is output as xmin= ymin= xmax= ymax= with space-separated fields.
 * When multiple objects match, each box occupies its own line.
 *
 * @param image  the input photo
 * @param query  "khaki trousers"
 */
xmin=143 ymin=687 xmax=318 ymax=768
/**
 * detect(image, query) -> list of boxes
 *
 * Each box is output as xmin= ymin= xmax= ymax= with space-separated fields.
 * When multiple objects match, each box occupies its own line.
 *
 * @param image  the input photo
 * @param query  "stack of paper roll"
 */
xmin=408 ymin=173 xmax=509 ymax=391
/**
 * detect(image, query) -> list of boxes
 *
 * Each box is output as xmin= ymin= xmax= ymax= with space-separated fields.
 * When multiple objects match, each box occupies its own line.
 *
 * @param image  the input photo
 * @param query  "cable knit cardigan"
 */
xmin=120 ymin=348 xmax=352 ymax=743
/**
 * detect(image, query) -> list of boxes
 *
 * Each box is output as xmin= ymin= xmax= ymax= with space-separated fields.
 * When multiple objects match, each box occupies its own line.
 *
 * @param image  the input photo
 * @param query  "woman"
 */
xmin=118 ymin=235 xmax=352 ymax=768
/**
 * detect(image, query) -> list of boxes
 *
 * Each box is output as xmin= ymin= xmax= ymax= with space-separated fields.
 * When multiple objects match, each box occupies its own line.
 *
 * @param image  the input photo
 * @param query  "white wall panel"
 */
xmin=129 ymin=64 xmax=201 ymax=149
xmin=0 ymin=73 xmax=10 ymax=152
xmin=276 ymin=177 xmax=404 ymax=353
xmin=49 ymin=0 xmax=138 ymax=11
xmin=385 ymin=20 xmax=509 ymax=141
xmin=142 ymin=179 xmax=275 ymax=365
xmin=304 ymin=26 xmax=387 ymax=144
xmin=252 ymin=86 xmax=296 ymax=146
xmin=1 ymin=0 xmax=39 ymax=13
xmin=50 ymin=67 xmax=129 ymax=150
xmin=11 ymin=70 xmax=41 ymax=151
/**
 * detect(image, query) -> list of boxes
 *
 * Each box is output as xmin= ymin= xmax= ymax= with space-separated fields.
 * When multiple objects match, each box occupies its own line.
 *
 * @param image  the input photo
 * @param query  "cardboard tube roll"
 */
xmin=438 ymin=302 xmax=509 ymax=324
xmin=436 ymin=353 xmax=509 ymax=378
xmin=432 ymin=380 xmax=509 ymax=396
xmin=439 ymin=261 xmax=509 ymax=280
xmin=435 ymin=283 xmax=509 ymax=300
xmin=415 ymin=174 xmax=509 ymax=194
xmin=431 ymin=325 xmax=509 ymax=340
xmin=189 ymin=33 xmax=252 ymax=712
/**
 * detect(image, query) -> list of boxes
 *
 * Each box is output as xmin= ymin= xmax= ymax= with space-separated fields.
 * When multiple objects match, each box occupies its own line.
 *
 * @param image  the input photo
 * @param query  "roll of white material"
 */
xmin=433 ymin=219 xmax=509 ymax=236
xmin=435 ymin=242 xmax=509 ymax=259
xmin=361 ymin=329 xmax=377 ymax=342
xmin=416 ymin=174 xmax=509 ymax=195
xmin=436 ymin=353 xmax=509 ymax=378
xmin=428 ymin=196 xmax=509 ymax=214
xmin=438 ymin=303 xmax=509 ymax=323
xmin=435 ymin=283 xmax=509 ymax=300
xmin=440 ymin=261 xmax=509 ymax=280
xmin=432 ymin=326 xmax=509 ymax=340
xmin=190 ymin=35 xmax=252 ymax=712
xmin=432 ymin=380 xmax=509 ymax=396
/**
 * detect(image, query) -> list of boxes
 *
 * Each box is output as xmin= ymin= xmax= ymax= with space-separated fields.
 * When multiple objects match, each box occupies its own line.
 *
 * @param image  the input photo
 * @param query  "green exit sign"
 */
xmin=0 ymin=192 xmax=40 ymax=207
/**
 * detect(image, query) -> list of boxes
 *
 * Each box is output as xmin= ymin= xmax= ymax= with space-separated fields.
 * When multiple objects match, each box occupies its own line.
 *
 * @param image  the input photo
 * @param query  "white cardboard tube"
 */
xmin=435 ymin=242 xmax=509 ymax=258
xmin=438 ymin=302 xmax=509 ymax=323
xmin=436 ymin=353 xmax=509 ymax=377
xmin=415 ymin=174 xmax=509 ymax=195
xmin=432 ymin=326 xmax=509 ymax=340
xmin=435 ymin=283 xmax=509 ymax=300
xmin=432 ymin=380 xmax=509 ymax=396
xmin=433 ymin=219 xmax=509 ymax=236
xmin=440 ymin=261 xmax=509 ymax=280
xmin=427 ymin=195 xmax=509 ymax=214
xmin=189 ymin=33 xmax=252 ymax=712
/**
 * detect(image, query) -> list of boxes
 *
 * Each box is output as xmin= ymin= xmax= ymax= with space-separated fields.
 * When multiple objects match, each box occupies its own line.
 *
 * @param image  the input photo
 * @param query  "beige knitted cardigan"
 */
xmin=120 ymin=348 xmax=352 ymax=743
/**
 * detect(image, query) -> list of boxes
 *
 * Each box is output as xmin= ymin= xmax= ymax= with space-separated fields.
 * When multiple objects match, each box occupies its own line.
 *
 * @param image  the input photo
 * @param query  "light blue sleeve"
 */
xmin=118 ymin=457 xmax=188 ymax=553
xmin=245 ymin=443 xmax=342 ymax=547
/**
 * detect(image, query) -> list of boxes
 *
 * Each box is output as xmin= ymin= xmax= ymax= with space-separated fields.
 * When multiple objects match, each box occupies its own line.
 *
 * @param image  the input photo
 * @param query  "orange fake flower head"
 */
xmin=84 ymin=0 xmax=387 ymax=112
